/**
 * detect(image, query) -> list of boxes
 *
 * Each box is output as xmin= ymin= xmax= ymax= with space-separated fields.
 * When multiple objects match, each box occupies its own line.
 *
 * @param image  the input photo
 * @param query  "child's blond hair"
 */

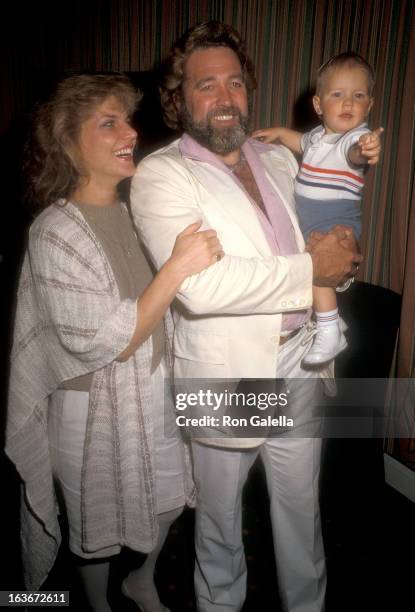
xmin=316 ymin=52 xmax=375 ymax=96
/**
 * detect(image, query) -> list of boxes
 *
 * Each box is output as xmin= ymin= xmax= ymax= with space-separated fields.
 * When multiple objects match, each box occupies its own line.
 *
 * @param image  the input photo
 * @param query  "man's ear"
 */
xmin=312 ymin=95 xmax=322 ymax=116
xmin=173 ymin=92 xmax=182 ymax=113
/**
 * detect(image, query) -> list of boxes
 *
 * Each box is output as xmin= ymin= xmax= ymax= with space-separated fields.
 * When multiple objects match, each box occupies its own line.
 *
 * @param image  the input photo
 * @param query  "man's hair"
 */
xmin=25 ymin=73 xmax=140 ymax=210
xmin=316 ymin=52 xmax=375 ymax=96
xmin=160 ymin=20 xmax=257 ymax=130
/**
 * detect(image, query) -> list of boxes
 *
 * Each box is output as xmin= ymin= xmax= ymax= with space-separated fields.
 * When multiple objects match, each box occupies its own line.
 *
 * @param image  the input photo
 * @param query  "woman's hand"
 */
xmin=169 ymin=220 xmax=224 ymax=279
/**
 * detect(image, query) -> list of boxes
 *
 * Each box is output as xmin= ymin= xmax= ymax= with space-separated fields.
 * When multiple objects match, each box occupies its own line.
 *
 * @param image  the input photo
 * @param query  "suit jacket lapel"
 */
xmin=183 ymin=158 xmax=273 ymax=257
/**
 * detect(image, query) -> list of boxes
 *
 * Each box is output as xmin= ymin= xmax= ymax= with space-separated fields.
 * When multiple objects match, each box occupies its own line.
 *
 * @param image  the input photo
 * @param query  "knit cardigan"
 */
xmin=6 ymin=201 xmax=193 ymax=589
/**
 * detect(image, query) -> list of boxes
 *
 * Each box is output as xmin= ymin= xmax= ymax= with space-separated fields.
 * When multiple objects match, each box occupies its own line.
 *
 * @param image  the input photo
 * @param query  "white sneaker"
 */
xmin=303 ymin=323 xmax=347 ymax=365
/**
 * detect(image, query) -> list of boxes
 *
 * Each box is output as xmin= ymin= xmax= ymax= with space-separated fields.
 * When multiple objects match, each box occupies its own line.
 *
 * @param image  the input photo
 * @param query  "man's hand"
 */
xmin=330 ymin=224 xmax=361 ymax=253
xmin=308 ymin=225 xmax=360 ymax=252
xmin=307 ymin=226 xmax=363 ymax=287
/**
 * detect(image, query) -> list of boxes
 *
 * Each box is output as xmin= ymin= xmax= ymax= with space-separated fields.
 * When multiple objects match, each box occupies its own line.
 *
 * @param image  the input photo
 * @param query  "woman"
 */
xmin=6 ymin=73 xmax=223 ymax=612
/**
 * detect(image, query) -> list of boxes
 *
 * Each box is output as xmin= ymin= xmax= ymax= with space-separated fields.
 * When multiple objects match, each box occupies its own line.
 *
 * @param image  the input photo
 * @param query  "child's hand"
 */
xmin=252 ymin=127 xmax=303 ymax=154
xmin=358 ymin=127 xmax=384 ymax=165
xmin=252 ymin=127 xmax=283 ymax=143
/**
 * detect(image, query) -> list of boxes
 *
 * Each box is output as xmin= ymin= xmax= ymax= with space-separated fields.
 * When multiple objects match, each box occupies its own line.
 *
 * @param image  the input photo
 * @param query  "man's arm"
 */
xmin=131 ymin=152 xmax=360 ymax=316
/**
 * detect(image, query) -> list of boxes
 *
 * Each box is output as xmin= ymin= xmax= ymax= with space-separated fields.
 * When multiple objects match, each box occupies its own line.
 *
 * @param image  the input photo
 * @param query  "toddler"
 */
xmin=253 ymin=52 xmax=383 ymax=365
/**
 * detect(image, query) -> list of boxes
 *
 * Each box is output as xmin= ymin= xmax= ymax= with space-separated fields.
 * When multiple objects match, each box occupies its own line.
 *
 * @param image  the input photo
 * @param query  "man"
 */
xmin=131 ymin=21 xmax=361 ymax=612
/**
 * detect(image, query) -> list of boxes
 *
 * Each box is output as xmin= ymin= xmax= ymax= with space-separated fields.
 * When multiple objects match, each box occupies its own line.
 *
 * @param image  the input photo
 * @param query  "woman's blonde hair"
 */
xmin=25 ymin=73 xmax=140 ymax=209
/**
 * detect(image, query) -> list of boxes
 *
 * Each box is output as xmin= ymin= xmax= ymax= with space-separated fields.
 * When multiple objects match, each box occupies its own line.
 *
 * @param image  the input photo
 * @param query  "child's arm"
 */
xmin=348 ymin=127 xmax=384 ymax=166
xmin=252 ymin=127 xmax=303 ymax=154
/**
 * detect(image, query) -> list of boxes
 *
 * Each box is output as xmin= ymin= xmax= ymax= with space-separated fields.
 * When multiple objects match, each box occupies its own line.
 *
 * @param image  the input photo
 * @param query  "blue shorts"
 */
xmin=295 ymin=195 xmax=362 ymax=240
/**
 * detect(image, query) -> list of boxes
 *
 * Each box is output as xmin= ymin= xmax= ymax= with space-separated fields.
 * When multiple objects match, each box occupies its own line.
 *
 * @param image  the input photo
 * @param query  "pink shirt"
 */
xmin=179 ymin=134 xmax=310 ymax=331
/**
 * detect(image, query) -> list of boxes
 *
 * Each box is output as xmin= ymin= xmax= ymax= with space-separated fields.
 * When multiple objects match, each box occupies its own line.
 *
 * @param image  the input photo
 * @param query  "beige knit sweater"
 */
xmin=6 ymin=201 xmax=193 ymax=589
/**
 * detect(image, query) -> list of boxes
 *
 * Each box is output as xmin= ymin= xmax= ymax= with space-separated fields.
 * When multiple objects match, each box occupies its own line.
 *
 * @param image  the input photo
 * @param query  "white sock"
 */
xmin=315 ymin=308 xmax=339 ymax=328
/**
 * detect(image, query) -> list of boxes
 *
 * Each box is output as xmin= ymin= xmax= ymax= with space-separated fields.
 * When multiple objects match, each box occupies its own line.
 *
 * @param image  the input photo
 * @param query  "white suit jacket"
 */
xmin=131 ymin=138 xmax=313 ymax=446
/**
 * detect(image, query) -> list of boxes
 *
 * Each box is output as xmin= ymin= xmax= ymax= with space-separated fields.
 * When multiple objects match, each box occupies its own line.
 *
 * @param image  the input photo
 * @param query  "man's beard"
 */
xmin=180 ymin=105 xmax=251 ymax=155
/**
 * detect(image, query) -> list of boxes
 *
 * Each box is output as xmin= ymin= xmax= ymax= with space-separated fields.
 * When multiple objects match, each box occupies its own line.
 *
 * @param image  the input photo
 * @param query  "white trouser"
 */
xmin=192 ymin=326 xmax=326 ymax=612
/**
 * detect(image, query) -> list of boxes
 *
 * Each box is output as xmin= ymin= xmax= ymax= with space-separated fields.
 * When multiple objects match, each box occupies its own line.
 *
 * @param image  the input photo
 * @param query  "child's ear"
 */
xmin=312 ymin=95 xmax=323 ymax=116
